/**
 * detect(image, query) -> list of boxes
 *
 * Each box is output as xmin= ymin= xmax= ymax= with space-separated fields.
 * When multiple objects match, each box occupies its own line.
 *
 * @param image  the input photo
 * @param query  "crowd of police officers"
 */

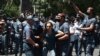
xmin=0 ymin=1 xmax=100 ymax=56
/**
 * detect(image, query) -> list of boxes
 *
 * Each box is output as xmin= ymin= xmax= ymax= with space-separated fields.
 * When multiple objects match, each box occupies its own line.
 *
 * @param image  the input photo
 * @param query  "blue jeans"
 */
xmin=23 ymin=43 xmax=34 ymax=56
xmin=80 ymin=35 xmax=87 ymax=56
xmin=43 ymin=47 xmax=55 ymax=56
xmin=68 ymin=34 xmax=81 ymax=56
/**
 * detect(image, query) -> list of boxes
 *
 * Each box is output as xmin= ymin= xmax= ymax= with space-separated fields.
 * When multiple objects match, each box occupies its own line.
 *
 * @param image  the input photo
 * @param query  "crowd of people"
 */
xmin=0 ymin=1 xmax=100 ymax=56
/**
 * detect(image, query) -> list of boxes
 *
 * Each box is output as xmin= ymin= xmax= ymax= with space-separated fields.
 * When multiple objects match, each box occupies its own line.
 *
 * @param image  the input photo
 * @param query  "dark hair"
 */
xmin=45 ymin=22 xmax=53 ymax=28
xmin=87 ymin=7 xmax=96 ymax=18
xmin=58 ymin=13 xmax=65 ymax=19
xmin=18 ymin=16 xmax=25 ymax=22
xmin=44 ymin=22 xmax=53 ymax=33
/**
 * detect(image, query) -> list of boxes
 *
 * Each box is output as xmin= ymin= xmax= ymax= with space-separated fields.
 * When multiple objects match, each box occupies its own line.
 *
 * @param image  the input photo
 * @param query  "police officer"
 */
xmin=6 ymin=17 xmax=15 ymax=54
xmin=32 ymin=17 xmax=44 ymax=56
xmin=12 ymin=17 xmax=22 ymax=56
xmin=23 ymin=15 xmax=39 ymax=56
xmin=18 ymin=16 xmax=26 ymax=56
xmin=0 ymin=18 xmax=6 ymax=55
xmin=54 ymin=13 xmax=70 ymax=56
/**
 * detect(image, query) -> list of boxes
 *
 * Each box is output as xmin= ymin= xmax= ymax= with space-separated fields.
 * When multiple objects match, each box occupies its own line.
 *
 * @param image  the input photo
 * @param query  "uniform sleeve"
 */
xmin=54 ymin=22 xmax=59 ymax=32
xmin=82 ymin=16 xmax=88 ymax=26
xmin=63 ymin=23 xmax=69 ymax=34
xmin=91 ymin=18 xmax=96 ymax=25
xmin=25 ymin=27 xmax=31 ymax=40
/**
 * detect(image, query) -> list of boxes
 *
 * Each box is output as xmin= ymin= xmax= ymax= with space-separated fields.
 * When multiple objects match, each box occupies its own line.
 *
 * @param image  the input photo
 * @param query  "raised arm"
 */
xmin=70 ymin=0 xmax=83 ymax=16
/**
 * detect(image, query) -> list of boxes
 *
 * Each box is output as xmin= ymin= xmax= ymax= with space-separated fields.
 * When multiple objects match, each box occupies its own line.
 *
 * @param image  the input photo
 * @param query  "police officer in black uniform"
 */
xmin=32 ymin=17 xmax=43 ymax=56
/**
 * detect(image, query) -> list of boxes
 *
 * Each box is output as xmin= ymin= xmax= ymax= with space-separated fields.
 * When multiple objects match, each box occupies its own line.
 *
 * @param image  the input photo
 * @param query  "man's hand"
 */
xmin=33 ymin=43 xmax=39 ymax=48
xmin=35 ymin=36 xmax=40 ymax=39
xmin=34 ymin=36 xmax=42 ymax=40
xmin=55 ymin=30 xmax=65 ymax=37
xmin=58 ymin=37 xmax=64 ymax=40
xmin=58 ymin=34 xmax=69 ymax=40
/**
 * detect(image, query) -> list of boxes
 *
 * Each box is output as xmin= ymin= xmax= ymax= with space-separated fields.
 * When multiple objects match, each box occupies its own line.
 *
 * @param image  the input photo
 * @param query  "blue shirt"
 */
xmin=82 ymin=14 xmax=96 ymax=35
xmin=23 ymin=23 xmax=35 ymax=43
xmin=54 ymin=22 xmax=69 ymax=34
xmin=23 ymin=23 xmax=30 ymax=40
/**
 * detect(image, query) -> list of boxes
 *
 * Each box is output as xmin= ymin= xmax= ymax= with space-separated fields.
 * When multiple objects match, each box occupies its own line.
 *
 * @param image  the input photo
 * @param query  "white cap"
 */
xmin=33 ymin=17 xmax=39 ymax=21
xmin=26 ymin=15 xmax=33 ymax=20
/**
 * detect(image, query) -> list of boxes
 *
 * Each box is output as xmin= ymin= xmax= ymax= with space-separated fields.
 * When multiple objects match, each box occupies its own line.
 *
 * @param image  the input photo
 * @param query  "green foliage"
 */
xmin=4 ymin=4 xmax=19 ymax=17
xmin=0 ymin=0 xmax=100 ymax=17
xmin=13 ymin=0 xmax=20 ymax=6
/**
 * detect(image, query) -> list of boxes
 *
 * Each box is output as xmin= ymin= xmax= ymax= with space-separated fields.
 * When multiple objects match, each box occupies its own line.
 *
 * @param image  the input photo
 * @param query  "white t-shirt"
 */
xmin=74 ymin=22 xmax=81 ymax=34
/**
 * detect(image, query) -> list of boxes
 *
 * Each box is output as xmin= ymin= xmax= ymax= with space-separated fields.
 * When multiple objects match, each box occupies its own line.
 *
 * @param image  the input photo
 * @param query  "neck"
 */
xmin=47 ymin=29 xmax=52 ymax=33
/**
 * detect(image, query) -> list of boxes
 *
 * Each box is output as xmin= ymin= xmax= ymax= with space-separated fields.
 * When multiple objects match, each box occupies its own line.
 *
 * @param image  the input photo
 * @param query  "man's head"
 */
xmin=55 ymin=13 xmax=65 ymax=22
xmin=26 ymin=15 xmax=33 ymax=25
xmin=87 ymin=7 xmax=94 ymax=14
xmin=33 ymin=17 xmax=39 ymax=22
xmin=33 ymin=17 xmax=40 ymax=25
xmin=13 ymin=17 xmax=17 ymax=22
xmin=58 ymin=13 xmax=65 ymax=19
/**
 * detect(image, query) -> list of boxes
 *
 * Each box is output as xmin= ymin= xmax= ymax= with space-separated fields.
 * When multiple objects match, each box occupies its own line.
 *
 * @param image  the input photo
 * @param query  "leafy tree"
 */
xmin=0 ymin=0 xmax=100 ymax=17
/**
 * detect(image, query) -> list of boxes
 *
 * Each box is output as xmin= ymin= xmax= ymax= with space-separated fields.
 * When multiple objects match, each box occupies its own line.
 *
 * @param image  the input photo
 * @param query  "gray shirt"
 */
xmin=54 ymin=21 xmax=69 ymax=34
xmin=82 ymin=13 xmax=96 ymax=35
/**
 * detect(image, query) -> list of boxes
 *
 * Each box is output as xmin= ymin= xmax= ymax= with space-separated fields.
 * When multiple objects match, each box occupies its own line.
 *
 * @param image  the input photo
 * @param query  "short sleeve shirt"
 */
xmin=82 ymin=14 xmax=96 ymax=35
xmin=23 ymin=23 xmax=31 ymax=43
xmin=54 ymin=22 xmax=69 ymax=34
